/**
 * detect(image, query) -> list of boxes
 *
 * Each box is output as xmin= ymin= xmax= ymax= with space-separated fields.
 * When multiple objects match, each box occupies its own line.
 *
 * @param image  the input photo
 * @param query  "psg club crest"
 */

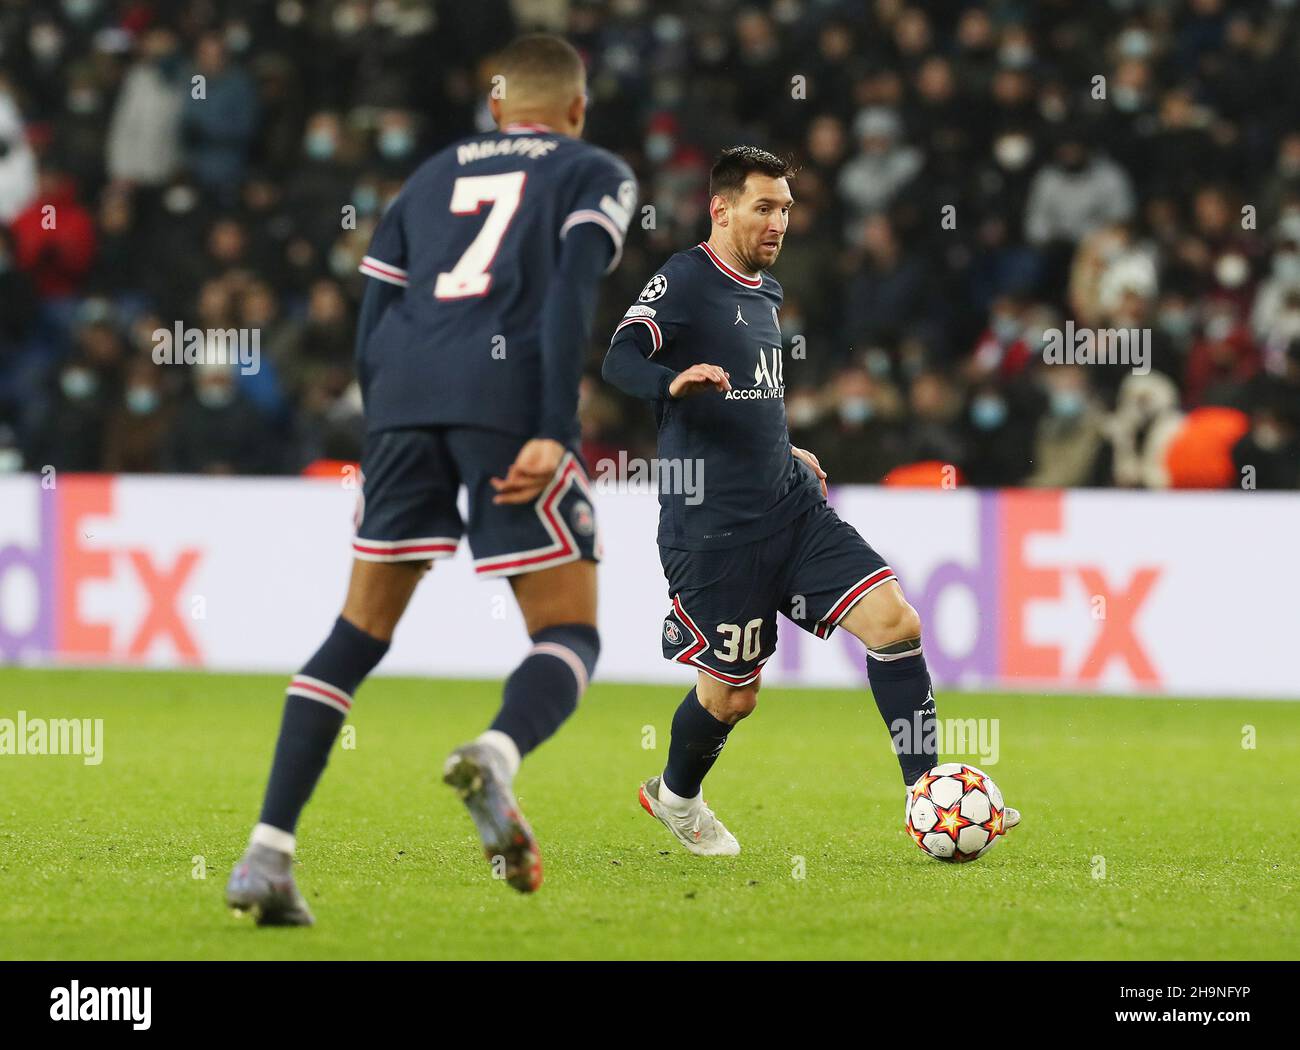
xmin=663 ymin=619 xmax=683 ymax=646
xmin=639 ymin=274 xmax=668 ymax=302
xmin=570 ymin=500 xmax=595 ymax=537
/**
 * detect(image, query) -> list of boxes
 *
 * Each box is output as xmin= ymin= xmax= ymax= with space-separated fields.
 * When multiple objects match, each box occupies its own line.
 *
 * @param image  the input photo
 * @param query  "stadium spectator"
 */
xmin=837 ymin=107 xmax=924 ymax=222
xmin=106 ymin=28 xmax=184 ymax=187
xmin=0 ymin=1 xmax=1294 ymax=488
xmin=10 ymin=167 xmax=97 ymax=299
xmin=1026 ymin=365 xmax=1109 ymax=488
xmin=796 ymin=365 xmax=906 ymax=483
xmin=179 ymin=32 xmax=258 ymax=205
xmin=103 ymin=353 xmax=172 ymax=473
xmin=1024 ymin=134 xmax=1136 ymax=249
xmin=0 ymin=82 xmax=37 ymax=222
xmin=163 ymin=360 xmax=275 ymax=475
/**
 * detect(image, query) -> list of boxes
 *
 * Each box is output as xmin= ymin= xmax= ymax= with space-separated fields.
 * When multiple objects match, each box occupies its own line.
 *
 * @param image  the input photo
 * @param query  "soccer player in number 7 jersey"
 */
xmin=601 ymin=147 xmax=1018 ymax=855
xmin=226 ymin=35 xmax=637 ymax=923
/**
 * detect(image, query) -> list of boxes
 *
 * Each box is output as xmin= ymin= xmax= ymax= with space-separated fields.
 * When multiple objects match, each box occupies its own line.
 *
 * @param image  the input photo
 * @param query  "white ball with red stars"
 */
xmin=905 ymin=763 xmax=1007 ymax=863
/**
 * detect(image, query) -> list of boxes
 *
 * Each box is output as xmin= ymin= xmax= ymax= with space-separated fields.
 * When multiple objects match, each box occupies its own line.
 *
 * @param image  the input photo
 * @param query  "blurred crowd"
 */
xmin=1 ymin=0 xmax=1298 ymax=487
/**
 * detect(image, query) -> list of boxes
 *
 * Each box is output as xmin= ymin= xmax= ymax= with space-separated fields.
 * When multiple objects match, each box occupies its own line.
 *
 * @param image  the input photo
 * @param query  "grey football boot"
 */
xmin=443 ymin=742 xmax=543 ymax=893
xmin=225 ymin=843 xmax=314 ymax=926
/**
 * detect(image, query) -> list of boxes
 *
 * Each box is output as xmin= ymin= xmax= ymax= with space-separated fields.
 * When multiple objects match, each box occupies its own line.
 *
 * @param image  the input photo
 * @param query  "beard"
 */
xmin=743 ymin=239 xmax=782 ymax=272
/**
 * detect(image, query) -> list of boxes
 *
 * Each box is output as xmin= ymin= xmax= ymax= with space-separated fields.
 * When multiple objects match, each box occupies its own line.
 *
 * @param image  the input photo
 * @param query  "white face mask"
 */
xmin=994 ymin=135 xmax=1033 ymax=171
xmin=787 ymin=400 xmax=819 ymax=428
xmin=1273 ymin=250 xmax=1300 ymax=283
xmin=1253 ymin=423 xmax=1285 ymax=451
xmin=1112 ymin=87 xmax=1145 ymax=113
xmin=197 ymin=384 xmax=235 ymax=409
xmin=1117 ymin=29 xmax=1153 ymax=59
xmin=1214 ymin=253 xmax=1250 ymax=289
xmin=61 ymin=368 xmax=98 ymax=401
xmin=126 ymin=386 xmax=161 ymax=415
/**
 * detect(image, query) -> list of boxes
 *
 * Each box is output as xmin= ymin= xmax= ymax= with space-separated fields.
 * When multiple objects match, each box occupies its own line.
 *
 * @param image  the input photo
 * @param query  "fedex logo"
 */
xmin=911 ymin=491 xmax=1161 ymax=688
xmin=0 ymin=477 xmax=203 ymax=664
xmin=785 ymin=490 xmax=1163 ymax=690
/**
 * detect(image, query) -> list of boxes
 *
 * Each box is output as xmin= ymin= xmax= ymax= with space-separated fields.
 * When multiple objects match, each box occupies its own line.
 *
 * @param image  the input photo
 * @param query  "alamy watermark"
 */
xmin=1043 ymin=322 xmax=1150 ymax=375
xmin=50 ymin=982 xmax=150 ymax=1029
xmin=890 ymin=713 xmax=1000 ymax=766
xmin=592 ymin=451 xmax=705 ymax=506
xmin=0 ymin=711 xmax=103 ymax=765
xmin=152 ymin=323 xmax=261 ymax=375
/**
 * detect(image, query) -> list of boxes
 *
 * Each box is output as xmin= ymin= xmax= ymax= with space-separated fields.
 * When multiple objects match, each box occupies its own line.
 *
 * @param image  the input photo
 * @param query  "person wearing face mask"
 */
xmin=796 ymin=367 xmax=906 ymax=483
xmin=968 ymin=295 xmax=1033 ymax=380
xmin=960 ymin=378 xmax=1045 ymax=486
xmin=1186 ymin=307 xmax=1261 ymax=408
xmin=25 ymin=356 xmax=111 ymax=471
xmin=103 ymin=356 xmax=173 ymax=472
xmin=1026 ymin=365 xmax=1109 ymax=487
xmin=1231 ymin=397 xmax=1300 ymax=489
xmin=1155 ymin=290 xmax=1199 ymax=353
xmin=374 ymin=111 xmax=419 ymax=174
xmin=1250 ymin=225 xmax=1300 ymax=349
xmin=163 ymin=360 xmax=276 ymax=474
xmin=286 ymin=112 xmax=359 ymax=257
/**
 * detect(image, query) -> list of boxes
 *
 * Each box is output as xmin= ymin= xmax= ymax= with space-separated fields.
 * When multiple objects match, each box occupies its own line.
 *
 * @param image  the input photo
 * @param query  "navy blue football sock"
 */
xmin=662 ymin=688 xmax=733 ymax=799
xmin=866 ymin=638 xmax=938 ymax=786
xmin=258 ymin=617 xmax=390 ymax=835
xmin=489 ymin=623 xmax=599 ymax=759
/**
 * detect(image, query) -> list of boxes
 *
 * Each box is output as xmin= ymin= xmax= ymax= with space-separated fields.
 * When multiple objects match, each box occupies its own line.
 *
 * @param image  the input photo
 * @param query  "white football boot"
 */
xmin=639 ymin=776 xmax=740 ymax=857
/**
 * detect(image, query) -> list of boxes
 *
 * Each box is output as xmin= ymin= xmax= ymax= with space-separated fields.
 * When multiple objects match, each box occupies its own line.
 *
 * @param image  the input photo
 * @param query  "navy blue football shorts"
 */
xmin=659 ymin=502 xmax=895 ymax=686
xmin=351 ymin=427 xmax=600 ymax=578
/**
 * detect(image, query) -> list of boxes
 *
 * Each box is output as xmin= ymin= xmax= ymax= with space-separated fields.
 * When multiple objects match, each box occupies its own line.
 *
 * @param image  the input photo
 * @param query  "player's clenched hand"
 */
xmin=491 ymin=438 xmax=565 ymax=505
xmin=791 ymin=444 xmax=828 ymax=498
xmin=669 ymin=363 xmax=731 ymax=398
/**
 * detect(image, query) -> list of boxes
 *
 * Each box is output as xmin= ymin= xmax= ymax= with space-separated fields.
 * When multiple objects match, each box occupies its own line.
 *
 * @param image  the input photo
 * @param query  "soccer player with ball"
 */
xmin=603 ymin=146 xmax=1019 ymax=858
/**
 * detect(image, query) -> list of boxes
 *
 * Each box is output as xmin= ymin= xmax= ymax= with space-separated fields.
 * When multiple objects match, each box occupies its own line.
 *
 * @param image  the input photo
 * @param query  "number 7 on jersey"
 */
xmin=433 ymin=171 xmax=526 ymax=300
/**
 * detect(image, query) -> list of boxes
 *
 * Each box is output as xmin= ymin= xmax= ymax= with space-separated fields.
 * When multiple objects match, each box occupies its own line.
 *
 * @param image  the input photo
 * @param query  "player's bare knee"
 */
xmin=339 ymin=606 xmax=400 ymax=641
xmin=341 ymin=559 xmax=427 ymax=641
xmin=715 ymin=687 xmax=758 ymax=723
xmin=850 ymin=590 xmax=922 ymax=650
xmin=699 ymin=676 xmax=759 ymax=724
xmin=879 ymin=599 xmax=922 ymax=646
xmin=511 ymin=560 xmax=598 ymax=636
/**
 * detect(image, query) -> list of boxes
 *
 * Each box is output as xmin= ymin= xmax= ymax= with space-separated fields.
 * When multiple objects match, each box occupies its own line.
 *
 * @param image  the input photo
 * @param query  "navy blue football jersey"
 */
xmin=357 ymin=123 xmax=637 ymax=438
xmin=608 ymin=243 xmax=822 ymax=551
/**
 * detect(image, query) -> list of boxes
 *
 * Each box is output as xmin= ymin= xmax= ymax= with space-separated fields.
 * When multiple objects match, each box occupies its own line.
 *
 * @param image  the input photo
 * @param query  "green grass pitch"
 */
xmin=1 ymin=667 xmax=1296 ymax=960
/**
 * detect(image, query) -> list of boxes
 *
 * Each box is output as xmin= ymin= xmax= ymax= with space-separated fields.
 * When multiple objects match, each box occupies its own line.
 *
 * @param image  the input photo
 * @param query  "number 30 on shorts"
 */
xmin=714 ymin=619 xmax=763 ymax=663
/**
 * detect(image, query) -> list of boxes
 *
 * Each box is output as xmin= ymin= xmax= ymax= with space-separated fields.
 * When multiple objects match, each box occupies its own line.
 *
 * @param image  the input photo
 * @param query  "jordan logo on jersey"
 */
xmin=734 ymin=305 xmax=748 ymax=326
